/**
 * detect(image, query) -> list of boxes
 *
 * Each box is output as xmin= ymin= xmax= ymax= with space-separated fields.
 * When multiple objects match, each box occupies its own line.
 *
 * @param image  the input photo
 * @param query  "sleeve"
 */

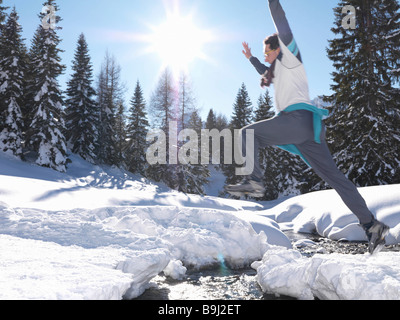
xmin=249 ymin=56 xmax=269 ymax=75
xmin=268 ymin=0 xmax=302 ymax=62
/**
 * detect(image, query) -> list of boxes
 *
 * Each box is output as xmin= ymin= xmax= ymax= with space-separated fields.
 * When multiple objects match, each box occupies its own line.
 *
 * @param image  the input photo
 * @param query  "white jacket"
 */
xmin=273 ymin=37 xmax=310 ymax=113
xmin=249 ymin=0 xmax=311 ymax=113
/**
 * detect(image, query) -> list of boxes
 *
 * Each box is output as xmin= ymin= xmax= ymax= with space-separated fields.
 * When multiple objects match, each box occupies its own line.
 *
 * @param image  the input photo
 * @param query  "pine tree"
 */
xmin=96 ymin=67 xmax=111 ymax=163
xmin=25 ymin=0 xmax=68 ymax=172
xmin=65 ymin=33 xmax=98 ymax=163
xmin=147 ymin=68 xmax=176 ymax=184
xmin=326 ymin=0 xmax=400 ymax=186
xmin=215 ymin=113 xmax=229 ymax=131
xmin=173 ymin=74 xmax=210 ymax=194
xmin=204 ymin=109 xmax=217 ymax=165
xmin=215 ymin=112 xmax=229 ymax=168
xmin=0 ymin=8 xmax=25 ymax=158
xmin=253 ymin=91 xmax=274 ymax=122
xmin=230 ymin=83 xmax=253 ymax=129
xmin=204 ymin=108 xmax=229 ymax=194
xmin=96 ymin=52 xmax=124 ymax=166
xmin=126 ymin=80 xmax=149 ymax=175
xmin=114 ymin=101 xmax=127 ymax=168
xmin=149 ymin=68 xmax=175 ymax=132
xmin=176 ymin=109 xmax=210 ymax=195
xmin=177 ymin=72 xmax=195 ymax=131
xmin=0 ymin=0 xmax=7 ymax=33
xmin=205 ymin=109 xmax=216 ymax=131
xmin=204 ymin=108 xmax=230 ymax=165
xmin=222 ymin=83 xmax=253 ymax=191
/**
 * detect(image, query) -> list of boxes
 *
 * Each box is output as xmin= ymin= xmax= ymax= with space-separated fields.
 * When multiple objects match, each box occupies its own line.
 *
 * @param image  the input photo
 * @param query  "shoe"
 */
xmin=362 ymin=219 xmax=390 ymax=255
xmin=225 ymin=178 xmax=265 ymax=198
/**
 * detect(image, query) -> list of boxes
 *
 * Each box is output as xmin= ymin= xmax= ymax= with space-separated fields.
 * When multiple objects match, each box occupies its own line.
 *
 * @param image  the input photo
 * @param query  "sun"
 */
xmin=147 ymin=8 xmax=213 ymax=74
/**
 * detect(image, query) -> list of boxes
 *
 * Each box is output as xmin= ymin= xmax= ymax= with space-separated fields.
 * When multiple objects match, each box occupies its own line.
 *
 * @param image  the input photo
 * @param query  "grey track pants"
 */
xmin=241 ymin=110 xmax=374 ymax=225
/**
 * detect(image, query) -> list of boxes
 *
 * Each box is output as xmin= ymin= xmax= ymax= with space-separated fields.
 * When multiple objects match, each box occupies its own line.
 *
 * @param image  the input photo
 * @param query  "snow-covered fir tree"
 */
xmin=223 ymin=83 xmax=253 ymax=192
xmin=253 ymin=91 xmax=274 ymax=122
xmin=326 ymin=0 xmax=400 ymax=186
xmin=230 ymin=83 xmax=253 ymax=129
xmin=65 ymin=33 xmax=98 ymax=163
xmin=126 ymin=80 xmax=149 ymax=175
xmin=0 ymin=8 xmax=25 ymax=158
xmin=25 ymin=0 xmax=68 ymax=172
xmin=0 ymin=0 xmax=7 ymax=33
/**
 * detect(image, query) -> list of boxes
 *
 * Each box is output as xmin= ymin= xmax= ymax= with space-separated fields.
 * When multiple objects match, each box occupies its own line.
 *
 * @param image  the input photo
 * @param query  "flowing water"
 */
xmin=134 ymin=266 xmax=294 ymax=300
xmin=134 ymin=232 xmax=400 ymax=301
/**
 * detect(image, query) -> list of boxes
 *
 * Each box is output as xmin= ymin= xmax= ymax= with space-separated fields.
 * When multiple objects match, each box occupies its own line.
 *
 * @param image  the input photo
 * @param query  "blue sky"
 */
xmin=6 ymin=0 xmax=338 ymax=119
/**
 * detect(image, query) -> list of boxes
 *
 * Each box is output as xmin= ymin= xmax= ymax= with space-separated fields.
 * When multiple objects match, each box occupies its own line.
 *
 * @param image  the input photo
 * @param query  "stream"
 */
xmin=134 ymin=232 xmax=311 ymax=301
xmin=134 ymin=266 xmax=295 ymax=301
xmin=133 ymin=232 xmax=400 ymax=301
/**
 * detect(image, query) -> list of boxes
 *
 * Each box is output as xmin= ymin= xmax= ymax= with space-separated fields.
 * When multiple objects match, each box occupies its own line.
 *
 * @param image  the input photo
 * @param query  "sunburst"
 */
xmin=145 ymin=4 xmax=214 ymax=75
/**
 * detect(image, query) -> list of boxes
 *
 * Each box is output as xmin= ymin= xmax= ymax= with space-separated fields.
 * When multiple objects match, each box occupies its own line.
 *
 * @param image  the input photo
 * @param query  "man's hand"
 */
xmin=242 ymin=42 xmax=252 ymax=59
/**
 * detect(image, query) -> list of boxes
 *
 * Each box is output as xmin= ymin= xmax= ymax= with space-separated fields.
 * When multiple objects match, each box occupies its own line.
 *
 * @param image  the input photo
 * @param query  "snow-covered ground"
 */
xmin=253 ymin=246 xmax=400 ymax=300
xmin=1 ymin=151 xmax=400 ymax=300
xmin=251 ymin=184 xmax=400 ymax=300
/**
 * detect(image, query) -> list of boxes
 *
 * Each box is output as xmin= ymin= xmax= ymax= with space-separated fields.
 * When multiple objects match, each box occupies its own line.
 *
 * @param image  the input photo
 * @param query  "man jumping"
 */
xmin=225 ymin=0 xmax=389 ymax=254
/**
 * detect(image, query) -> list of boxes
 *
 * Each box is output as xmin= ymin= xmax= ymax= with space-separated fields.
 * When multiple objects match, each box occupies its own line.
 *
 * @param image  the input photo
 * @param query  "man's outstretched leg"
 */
xmin=297 ymin=138 xmax=390 ymax=254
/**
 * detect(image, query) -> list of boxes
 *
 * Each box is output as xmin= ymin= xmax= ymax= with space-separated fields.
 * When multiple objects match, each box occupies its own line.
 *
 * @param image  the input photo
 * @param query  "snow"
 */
xmin=34 ymin=81 xmax=48 ymax=102
xmin=250 ymin=186 xmax=400 ymax=300
xmin=163 ymin=260 xmax=187 ymax=280
xmin=259 ymin=186 xmax=400 ymax=244
xmin=0 ymin=80 xmax=8 ymax=92
xmin=0 ymin=152 xmax=285 ymax=300
xmin=0 ymin=235 xmax=135 ymax=300
xmin=0 ymin=150 xmax=399 ymax=300
xmin=252 ymin=246 xmax=400 ymax=300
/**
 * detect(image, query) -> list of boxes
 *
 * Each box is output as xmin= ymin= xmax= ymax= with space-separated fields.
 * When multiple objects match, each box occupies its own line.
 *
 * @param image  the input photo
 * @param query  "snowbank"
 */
xmin=0 ymin=153 xmax=263 ymax=213
xmin=258 ymin=185 xmax=400 ymax=245
xmin=250 ymin=184 xmax=400 ymax=300
xmin=0 ymin=235 xmax=151 ymax=300
xmin=0 ymin=152 xmax=289 ymax=299
xmin=0 ymin=201 xmax=288 ymax=299
xmin=252 ymin=245 xmax=400 ymax=300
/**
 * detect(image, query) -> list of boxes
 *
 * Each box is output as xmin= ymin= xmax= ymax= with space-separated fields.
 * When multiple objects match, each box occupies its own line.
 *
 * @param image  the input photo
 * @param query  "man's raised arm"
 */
xmin=269 ymin=0 xmax=302 ymax=61
xmin=242 ymin=41 xmax=269 ymax=75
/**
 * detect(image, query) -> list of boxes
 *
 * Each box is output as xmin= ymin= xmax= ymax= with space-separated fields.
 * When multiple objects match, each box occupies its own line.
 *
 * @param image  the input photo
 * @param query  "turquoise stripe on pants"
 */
xmin=277 ymin=103 xmax=329 ymax=167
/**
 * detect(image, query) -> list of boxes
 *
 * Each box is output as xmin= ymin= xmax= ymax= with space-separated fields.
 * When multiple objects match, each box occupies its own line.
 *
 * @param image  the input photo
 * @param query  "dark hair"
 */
xmin=264 ymin=33 xmax=280 ymax=50
xmin=261 ymin=33 xmax=280 ymax=88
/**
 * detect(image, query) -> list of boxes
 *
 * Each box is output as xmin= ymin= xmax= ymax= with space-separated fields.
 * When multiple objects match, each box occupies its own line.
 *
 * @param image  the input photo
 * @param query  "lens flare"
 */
xmin=146 ymin=5 xmax=215 ymax=75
